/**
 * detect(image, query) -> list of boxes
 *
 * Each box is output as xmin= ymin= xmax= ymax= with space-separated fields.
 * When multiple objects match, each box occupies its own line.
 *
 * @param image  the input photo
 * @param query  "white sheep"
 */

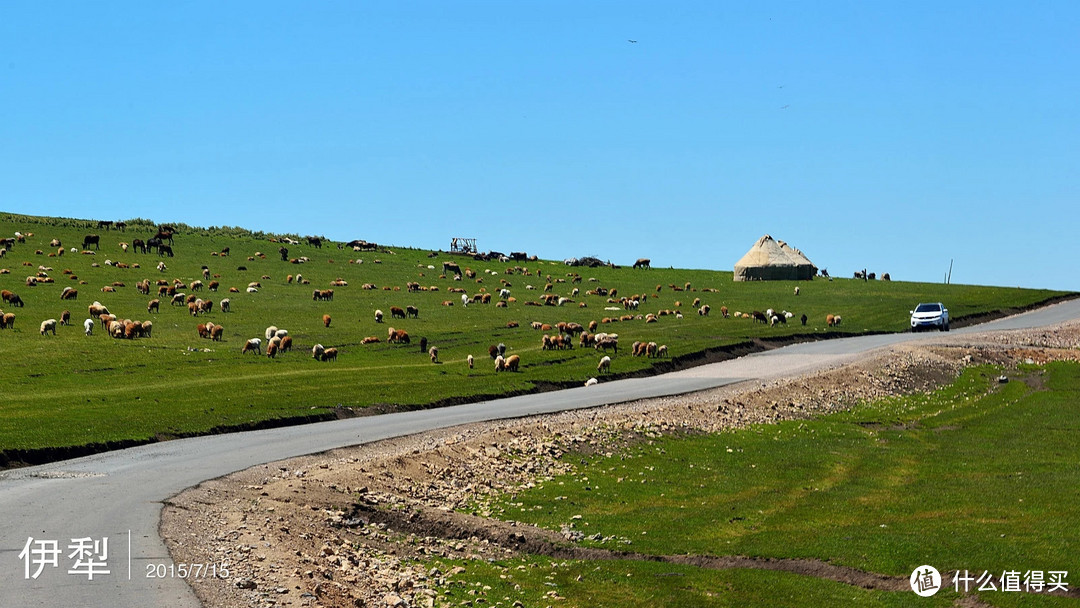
xmin=40 ymin=319 xmax=57 ymax=336
xmin=265 ymin=325 xmax=278 ymax=340
xmin=220 ymin=298 xmax=231 ymax=313
xmin=246 ymin=286 xmax=258 ymax=293
xmin=461 ymin=293 xmax=469 ymax=307
xmin=242 ymin=338 xmax=262 ymax=354
xmin=467 ymin=354 xmax=474 ymax=369
xmin=584 ymin=377 xmax=598 ymax=387
xmin=597 ymin=355 xmax=611 ymax=373
xmin=374 ymin=309 xmax=383 ymax=323
xmin=312 ymin=343 xmax=325 ymax=359
xmin=84 ymin=318 xmax=94 ymax=336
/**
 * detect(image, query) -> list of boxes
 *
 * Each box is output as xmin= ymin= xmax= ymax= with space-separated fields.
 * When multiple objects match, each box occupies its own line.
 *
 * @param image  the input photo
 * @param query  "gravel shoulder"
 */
xmin=162 ymin=322 xmax=1080 ymax=608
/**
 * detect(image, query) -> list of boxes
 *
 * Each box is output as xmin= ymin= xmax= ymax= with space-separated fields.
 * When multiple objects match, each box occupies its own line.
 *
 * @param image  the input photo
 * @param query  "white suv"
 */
xmin=910 ymin=302 xmax=949 ymax=331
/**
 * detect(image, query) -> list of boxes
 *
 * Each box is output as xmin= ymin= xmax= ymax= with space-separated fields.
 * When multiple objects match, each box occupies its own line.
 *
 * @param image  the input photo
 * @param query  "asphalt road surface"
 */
xmin=2 ymin=299 xmax=1078 ymax=607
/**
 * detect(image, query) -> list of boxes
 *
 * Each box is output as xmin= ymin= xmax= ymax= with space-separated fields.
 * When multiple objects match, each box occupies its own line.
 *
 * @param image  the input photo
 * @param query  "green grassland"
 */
xmin=0 ymin=212 xmax=1070 ymax=458
xmin=434 ymin=362 xmax=1080 ymax=607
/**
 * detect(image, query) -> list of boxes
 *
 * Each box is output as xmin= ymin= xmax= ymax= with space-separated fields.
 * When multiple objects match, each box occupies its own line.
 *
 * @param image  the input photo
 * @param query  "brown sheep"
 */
xmin=211 ymin=325 xmax=224 ymax=341
xmin=197 ymin=323 xmax=209 ymax=339
xmin=429 ymin=346 xmax=439 ymax=363
xmin=60 ymin=287 xmax=78 ymax=300
xmin=390 ymin=306 xmax=406 ymax=319
xmin=60 ymin=310 xmax=71 ymax=326
xmin=266 ymin=342 xmax=279 ymax=358
xmin=360 ymin=336 xmax=380 ymax=344
xmin=1 ymin=313 xmax=14 ymax=329
xmin=826 ymin=314 xmax=836 ymax=327
xmin=320 ymin=347 xmax=338 ymax=362
xmin=506 ymin=321 xmax=519 ymax=328
xmin=322 ymin=314 xmax=332 ymax=328
xmin=503 ymin=354 xmax=520 ymax=372
xmin=279 ymin=335 xmax=293 ymax=352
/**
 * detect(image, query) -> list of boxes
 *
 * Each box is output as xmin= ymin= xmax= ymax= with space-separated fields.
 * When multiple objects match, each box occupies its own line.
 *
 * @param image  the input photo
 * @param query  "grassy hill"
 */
xmin=0 ymin=212 xmax=1071 ymax=464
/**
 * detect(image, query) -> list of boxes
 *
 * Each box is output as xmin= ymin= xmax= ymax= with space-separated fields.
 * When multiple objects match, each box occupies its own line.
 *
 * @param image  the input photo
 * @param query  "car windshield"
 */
xmin=915 ymin=303 xmax=942 ymax=313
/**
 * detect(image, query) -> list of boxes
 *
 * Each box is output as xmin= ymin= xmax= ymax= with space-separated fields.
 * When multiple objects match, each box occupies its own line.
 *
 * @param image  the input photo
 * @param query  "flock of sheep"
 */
xmin=0 ymin=224 xmax=842 ymax=388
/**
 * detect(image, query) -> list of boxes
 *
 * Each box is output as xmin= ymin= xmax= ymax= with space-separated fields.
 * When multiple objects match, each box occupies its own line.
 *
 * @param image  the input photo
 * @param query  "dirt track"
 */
xmin=163 ymin=322 xmax=1080 ymax=607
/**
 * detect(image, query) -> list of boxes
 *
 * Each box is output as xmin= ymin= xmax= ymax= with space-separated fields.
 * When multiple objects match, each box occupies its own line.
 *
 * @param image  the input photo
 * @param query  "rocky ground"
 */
xmin=162 ymin=322 xmax=1080 ymax=608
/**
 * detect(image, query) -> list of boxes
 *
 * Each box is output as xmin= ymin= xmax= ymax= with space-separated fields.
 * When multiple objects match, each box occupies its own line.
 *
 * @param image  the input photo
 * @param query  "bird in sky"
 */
xmin=781 ymin=105 xmax=790 ymax=109
xmin=628 ymin=39 xmax=637 ymax=43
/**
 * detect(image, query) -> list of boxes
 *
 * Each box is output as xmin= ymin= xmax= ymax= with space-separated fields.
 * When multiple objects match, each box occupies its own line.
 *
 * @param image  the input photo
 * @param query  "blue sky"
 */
xmin=1 ymin=2 xmax=1076 ymax=290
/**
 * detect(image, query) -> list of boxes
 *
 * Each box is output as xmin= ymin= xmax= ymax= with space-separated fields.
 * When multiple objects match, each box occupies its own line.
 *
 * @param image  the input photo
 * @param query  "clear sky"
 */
xmin=1 ymin=2 xmax=1076 ymax=290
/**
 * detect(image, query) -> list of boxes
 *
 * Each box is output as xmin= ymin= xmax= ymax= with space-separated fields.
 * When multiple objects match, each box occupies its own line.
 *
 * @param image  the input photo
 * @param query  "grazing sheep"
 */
xmin=657 ymin=344 xmax=668 ymax=357
xmin=60 ymin=286 xmax=78 ymax=300
xmin=312 ymin=343 xmax=325 ymax=359
xmin=265 ymin=325 xmax=279 ymax=340
xmin=40 ymin=319 xmax=57 ymax=336
xmin=461 ymin=293 xmax=469 ymax=307
xmin=826 ymin=314 xmax=835 ymax=327
xmin=390 ymin=306 xmax=405 ymax=319
xmin=698 ymin=304 xmax=710 ymax=316
xmin=82 ymin=318 xmax=93 ymax=335
xmin=141 ymin=320 xmax=153 ymax=337
xmin=320 ymin=347 xmax=338 ymax=362
xmin=322 ymin=314 xmax=332 ymax=328
xmin=59 ymin=310 xmax=71 ymax=326
xmin=219 ymin=298 xmax=230 ymax=313
xmin=210 ymin=325 xmax=224 ymax=341
xmin=467 ymin=354 xmax=474 ymax=369
xmin=275 ymin=329 xmax=288 ymax=339
xmin=429 ymin=346 xmax=439 ymax=363
xmin=494 ymin=355 xmax=505 ymax=371
xmin=794 ymin=286 xmax=800 ymax=296
xmin=503 ymin=354 xmax=520 ymax=372
xmin=597 ymin=355 xmax=611 ymax=373
xmin=374 ymin=309 xmax=383 ymax=323
xmin=585 ymin=377 xmax=598 ymax=387
xmin=242 ymin=338 xmax=262 ymax=354
xmin=406 ymin=305 xmax=419 ymax=318
xmin=488 ymin=344 xmax=499 ymax=359
xmin=266 ymin=342 xmax=279 ymax=358
xmin=279 ymin=335 xmax=292 ymax=352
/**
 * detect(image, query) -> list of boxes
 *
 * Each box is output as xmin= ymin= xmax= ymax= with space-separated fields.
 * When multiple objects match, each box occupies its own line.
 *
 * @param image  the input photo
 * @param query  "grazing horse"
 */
xmin=132 ymin=238 xmax=146 ymax=253
xmin=82 ymin=234 xmax=100 ymax=250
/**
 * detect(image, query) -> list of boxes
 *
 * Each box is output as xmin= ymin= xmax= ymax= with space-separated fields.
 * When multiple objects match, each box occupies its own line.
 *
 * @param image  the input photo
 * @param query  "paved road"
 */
xmin=2 ymin=299 xmax=1078 ymax=607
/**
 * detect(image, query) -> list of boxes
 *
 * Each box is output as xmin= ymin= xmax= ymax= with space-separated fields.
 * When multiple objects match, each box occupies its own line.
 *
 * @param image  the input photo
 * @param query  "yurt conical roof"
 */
xmin=733 ymin=235 xmax=816 ymax=281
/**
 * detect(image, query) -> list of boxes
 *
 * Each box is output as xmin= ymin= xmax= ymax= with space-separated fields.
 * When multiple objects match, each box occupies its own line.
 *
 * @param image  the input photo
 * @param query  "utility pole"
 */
xmin=947 ymin=259 xmax=953 ymax=285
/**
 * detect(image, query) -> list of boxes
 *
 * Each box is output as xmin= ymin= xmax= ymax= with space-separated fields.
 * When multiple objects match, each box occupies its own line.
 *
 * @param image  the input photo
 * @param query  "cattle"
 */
xmin=82 ymin=234 xmax=100 ymax=250
xmin=390 ymin=306 xmax=406 ymax=319
xmin=406 ymin=305 xmax=419 ymax=319
xmin=633 ymin=258 xmax=651 ymax=269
